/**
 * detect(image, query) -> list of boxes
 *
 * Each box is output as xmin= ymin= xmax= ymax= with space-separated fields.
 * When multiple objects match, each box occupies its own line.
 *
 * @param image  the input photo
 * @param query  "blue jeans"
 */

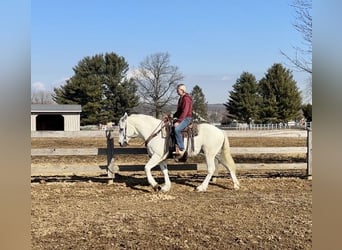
xmin=174 ymin=117 xmax=192 ymax=151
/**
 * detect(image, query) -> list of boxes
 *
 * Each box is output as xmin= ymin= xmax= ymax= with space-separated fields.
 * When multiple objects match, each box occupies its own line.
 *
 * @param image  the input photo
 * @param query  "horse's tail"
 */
xmin=221 ymin=135 xmax=240 ymax=189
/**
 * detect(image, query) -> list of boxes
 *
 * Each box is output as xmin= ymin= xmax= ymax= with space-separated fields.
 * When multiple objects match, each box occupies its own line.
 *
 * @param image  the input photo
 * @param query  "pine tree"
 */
xmin=258 ymin=63 xmax=302 ymax=123
xmin=224 ymin=72 xmax=260 ymax=123
xmin=302 ymin=103 xmax=312 ymax=122
xmin=190 ymin=85 xmax=208 ymax=121
xmin=101 ymin=53 xmax=139 ymax=123
xmin=53 ymin=52 xmax=139 ymax=125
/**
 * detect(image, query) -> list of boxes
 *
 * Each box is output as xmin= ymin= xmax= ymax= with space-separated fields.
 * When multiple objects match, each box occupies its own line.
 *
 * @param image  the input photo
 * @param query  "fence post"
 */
xmin=307 ymin=128 xmax=312 ymax=179
xmin=106 ymin=129 xmax=115 ymax=179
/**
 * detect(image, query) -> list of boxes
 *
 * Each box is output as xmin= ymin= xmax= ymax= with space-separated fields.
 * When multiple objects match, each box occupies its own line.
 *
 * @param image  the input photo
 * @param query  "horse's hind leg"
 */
xmin=196 ymin=154 xmax=216 ymax=192
xmin=222 ymin=154 xmax=240 ymax=190
xmin=211 ymin=158 xmax=220 ymax=184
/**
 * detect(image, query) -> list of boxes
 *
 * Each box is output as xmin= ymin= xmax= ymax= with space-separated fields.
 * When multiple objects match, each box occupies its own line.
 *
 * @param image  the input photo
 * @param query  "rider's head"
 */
xmin=177 ymin=84 xmax=186 ymax=95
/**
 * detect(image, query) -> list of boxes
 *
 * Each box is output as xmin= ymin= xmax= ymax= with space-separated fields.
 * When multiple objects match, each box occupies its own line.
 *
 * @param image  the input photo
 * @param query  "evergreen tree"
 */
xmin=302 ymin=103 xmax=312 ymax=122
xmin=53 ymin=52 xmax=139 ymax=125
xmin=257 ymin=78 xmax=278 ymax=123
xmin=258 ymin=63 xmax=302 ymax=123
xmin=224 ymin=72 xmax=260 ymax=123
xmin=190 ymin=85 xmax=208 ymax=121
xmin=101 ymin=53 xmax=139 ymax=123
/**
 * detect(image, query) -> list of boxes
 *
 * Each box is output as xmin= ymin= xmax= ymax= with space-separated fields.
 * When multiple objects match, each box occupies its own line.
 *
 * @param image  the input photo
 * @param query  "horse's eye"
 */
xmin=119 ymin=128 xmax=124 ymax=131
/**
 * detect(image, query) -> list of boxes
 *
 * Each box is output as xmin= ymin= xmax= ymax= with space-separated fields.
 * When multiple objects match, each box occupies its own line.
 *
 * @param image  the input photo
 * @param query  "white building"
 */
xmin=31 ymin=104 xmax=82 ymax=131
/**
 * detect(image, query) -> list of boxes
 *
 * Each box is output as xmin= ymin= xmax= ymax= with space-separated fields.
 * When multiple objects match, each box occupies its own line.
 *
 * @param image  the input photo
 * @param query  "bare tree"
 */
xmin=31 ymin=90 xmax=55 ymax=104
xmin=134 ymin=52 xmax=184 ymax=118
xmin=303 ymin=75 xmax=312 ymax=104
xmin=281 ymin=0 xmax=312 ymax=74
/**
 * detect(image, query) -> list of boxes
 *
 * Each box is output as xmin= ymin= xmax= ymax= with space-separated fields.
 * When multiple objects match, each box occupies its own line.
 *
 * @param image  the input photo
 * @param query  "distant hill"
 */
xmin=207 ymin=103 xmax=225 ymax=112
xmin=206 ymin=104 xmax=226 ymax=123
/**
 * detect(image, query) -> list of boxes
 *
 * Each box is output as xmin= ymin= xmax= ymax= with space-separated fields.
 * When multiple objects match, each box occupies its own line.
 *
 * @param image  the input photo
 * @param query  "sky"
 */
xmin=31 ymin=0 xmax=311 ymax=104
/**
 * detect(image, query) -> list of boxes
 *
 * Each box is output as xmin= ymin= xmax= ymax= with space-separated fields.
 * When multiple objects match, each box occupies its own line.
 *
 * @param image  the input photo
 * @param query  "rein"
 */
xmin=143 ymin=119 xmax=169 ymax=147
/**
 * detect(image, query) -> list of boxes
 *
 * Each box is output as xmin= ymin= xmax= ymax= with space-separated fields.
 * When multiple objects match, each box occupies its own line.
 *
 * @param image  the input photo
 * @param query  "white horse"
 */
xmin=118 ymin=113 xmax=240 ymax=192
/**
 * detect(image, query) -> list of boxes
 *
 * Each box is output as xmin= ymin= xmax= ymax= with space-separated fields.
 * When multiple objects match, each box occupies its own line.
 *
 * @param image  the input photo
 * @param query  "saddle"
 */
xmin=162 ymin=118 xmax=198 ymax=162
xmin=181 ymin=122 xmax=198 ymax=138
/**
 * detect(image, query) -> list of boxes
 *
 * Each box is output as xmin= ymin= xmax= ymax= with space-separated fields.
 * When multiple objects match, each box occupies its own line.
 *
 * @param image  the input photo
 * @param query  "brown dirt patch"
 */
xmin=31 ymin=136 xmax=311 ymax=249
xmin=31 ymin=173 xmax=312 ymax=249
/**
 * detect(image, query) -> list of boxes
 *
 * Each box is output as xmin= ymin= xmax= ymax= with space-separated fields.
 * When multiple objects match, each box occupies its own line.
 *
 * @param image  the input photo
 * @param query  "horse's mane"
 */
xmin=129 ymin=114 xmax=161 ymax=122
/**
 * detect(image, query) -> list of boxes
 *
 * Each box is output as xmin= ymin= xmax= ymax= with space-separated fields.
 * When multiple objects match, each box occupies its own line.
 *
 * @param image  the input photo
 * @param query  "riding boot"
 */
xmin=173 ymin=145 xmax=187 ymax=162
xmin=173 ymin=145 xmax=185 ymax=157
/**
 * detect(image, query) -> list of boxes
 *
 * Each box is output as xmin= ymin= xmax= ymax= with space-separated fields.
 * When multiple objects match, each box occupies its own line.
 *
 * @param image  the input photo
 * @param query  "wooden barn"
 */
xmin=31 ymin=104 xmax=82 ymax=131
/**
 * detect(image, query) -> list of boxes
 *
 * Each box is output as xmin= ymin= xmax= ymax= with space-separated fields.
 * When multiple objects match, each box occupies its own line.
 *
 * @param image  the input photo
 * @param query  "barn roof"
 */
xmin=31 ymin=104 xmax=82 ymax=113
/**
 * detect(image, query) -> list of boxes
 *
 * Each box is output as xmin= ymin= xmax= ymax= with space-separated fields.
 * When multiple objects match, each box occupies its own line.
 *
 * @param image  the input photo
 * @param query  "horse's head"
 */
xmin=118 ymin=113 xmax=129 ymax=147
xmin=118 ymin=112 xmax=140 ymax=147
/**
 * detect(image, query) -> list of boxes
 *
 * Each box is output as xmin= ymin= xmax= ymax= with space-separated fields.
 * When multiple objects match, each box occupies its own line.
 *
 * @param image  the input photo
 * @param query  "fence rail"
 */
xmin=31 ymin=147 xmax=307 ymax=156
xmin=219 ymin=122 xmax=312 ymax=130
xmin=31 ymin=127 xmax=309 ymax=138
xmin=31 ymin=129 xmax=312 ymax=179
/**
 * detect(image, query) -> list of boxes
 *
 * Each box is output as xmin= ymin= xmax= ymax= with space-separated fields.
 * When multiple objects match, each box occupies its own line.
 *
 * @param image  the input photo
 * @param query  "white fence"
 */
xmin=31 ymin=129 xmax=312 ymax=179
xmin=220 ymin=122 xmax=312 ymax=130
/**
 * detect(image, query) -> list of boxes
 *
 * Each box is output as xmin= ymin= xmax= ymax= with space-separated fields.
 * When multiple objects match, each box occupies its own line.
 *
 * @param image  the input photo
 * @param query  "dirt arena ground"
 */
xmin=31 ymin=136 xmax=312 ymax=249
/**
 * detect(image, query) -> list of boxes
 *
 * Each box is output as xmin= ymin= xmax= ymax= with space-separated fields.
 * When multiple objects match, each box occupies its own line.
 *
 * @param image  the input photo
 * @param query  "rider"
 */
xmin=172 ymin=83 xmax=193 ymax=157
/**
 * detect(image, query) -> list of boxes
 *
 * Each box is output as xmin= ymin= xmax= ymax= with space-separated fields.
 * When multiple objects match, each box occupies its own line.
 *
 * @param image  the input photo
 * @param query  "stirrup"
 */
xmin=173 ymin=149 xmax=185 ymax=157
xmin=173 ymin=145 xmax=185 ymax=157
xmin=175 ymin=151 xmax=188 ymax=162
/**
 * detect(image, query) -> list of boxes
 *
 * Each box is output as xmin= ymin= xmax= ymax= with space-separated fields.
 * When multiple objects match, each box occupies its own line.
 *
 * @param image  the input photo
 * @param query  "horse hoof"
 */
xmin=152 ymin=185 xmax=161 ymax=192
xmin=195 ymin=187 xmax=206 ymax=192
xmin=160 ymin=187 xmax=170 ymax=193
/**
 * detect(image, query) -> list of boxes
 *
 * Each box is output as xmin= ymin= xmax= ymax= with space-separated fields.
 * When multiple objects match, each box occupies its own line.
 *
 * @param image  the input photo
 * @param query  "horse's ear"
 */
xmin=124 ymin=112 xmax=128 ymax=119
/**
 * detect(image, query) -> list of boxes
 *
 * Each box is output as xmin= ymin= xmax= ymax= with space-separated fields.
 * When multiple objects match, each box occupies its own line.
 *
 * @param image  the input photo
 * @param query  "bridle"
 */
xmin=120 ymin=115 xmax=172 ymax=147
xmin=119 ymin=119 xmax=128 ymax=146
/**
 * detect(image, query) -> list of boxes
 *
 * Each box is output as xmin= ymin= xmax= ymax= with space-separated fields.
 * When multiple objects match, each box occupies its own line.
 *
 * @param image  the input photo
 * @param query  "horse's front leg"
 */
xmin=144 ymin=154 xmax=163 ymax=190
xmin=159 ymin=161 xmax=171 ymax=192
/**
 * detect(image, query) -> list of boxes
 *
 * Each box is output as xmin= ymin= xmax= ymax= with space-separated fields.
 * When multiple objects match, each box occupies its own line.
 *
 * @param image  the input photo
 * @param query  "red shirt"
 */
xmin=174 ymin=93 xmax=193 ymax=122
